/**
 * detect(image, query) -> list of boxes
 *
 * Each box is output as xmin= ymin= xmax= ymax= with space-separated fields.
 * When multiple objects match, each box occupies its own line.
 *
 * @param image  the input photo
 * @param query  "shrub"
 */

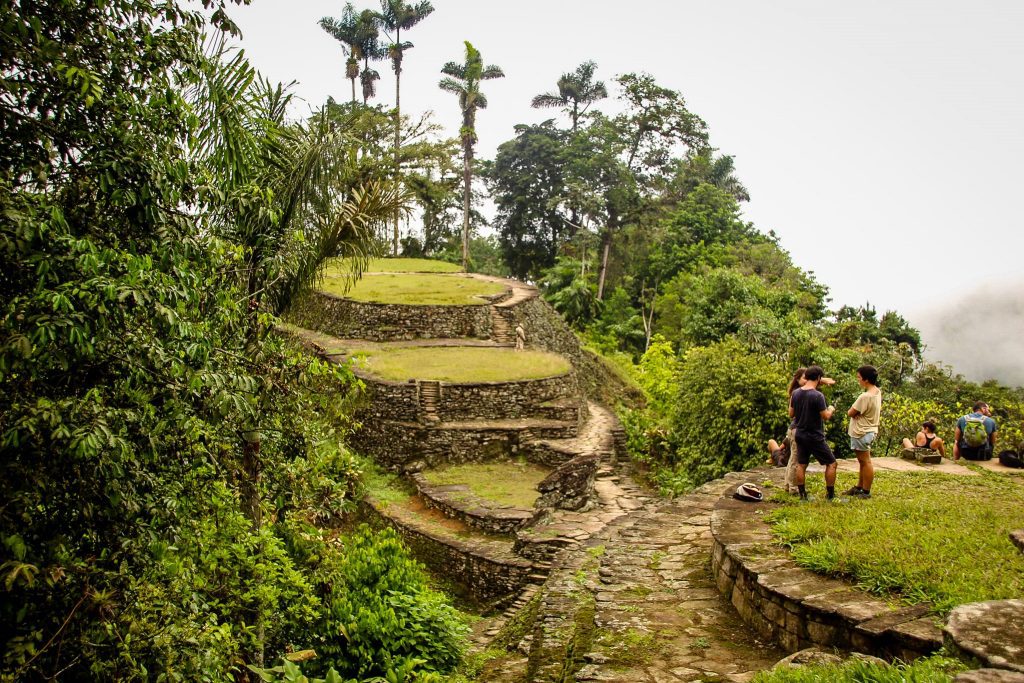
xmin=306 ymin=526 xmax=467 ymax=679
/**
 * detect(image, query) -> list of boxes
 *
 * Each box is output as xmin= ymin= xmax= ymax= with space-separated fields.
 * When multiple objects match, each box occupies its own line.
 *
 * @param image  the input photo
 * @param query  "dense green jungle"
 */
xmin=2 ymin=1 xmax=1022 ymax=681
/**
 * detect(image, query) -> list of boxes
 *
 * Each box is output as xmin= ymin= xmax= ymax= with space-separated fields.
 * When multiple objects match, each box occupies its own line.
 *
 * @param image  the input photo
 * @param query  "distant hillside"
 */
xmin=915 ymin=277 xmax=1024 ymax=387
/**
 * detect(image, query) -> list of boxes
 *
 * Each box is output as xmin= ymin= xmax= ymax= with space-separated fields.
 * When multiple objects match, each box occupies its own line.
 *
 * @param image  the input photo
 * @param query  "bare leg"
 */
xmin=768 ymin=439 xmax=781 ymax=454
xmin=825 ymin=461 xmax=837 ymax=489
xmin=795 ymin=462 xmax=807 ymax=487
xmin=901 ymin=437 xmax=914 ymax=450
xmin=854 ymin=450 xmax=873 ymax=491
xmin=932 ymin=438 xmax=945 ymax=457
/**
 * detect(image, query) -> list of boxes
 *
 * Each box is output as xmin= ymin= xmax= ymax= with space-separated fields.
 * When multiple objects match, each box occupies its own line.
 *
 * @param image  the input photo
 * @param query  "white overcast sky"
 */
xmin=227 ymin=1 xmax=1024 ymax=382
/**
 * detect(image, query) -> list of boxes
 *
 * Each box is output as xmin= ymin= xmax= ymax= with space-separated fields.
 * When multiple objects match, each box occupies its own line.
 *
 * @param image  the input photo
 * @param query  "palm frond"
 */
xmin=481 ymin=65 xmax=504 ymax=80
xmin=440 ymin=61 xmax=466 ymax=78
xmin=531 ymin=92 xmax=565 ymax=109
xmin=438 ymin=76 xmax=465 ymax=96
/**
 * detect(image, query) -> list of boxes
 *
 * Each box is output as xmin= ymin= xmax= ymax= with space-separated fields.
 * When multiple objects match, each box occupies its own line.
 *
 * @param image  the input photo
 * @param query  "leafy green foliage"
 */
xmin=311 ymin=526 xmax=467 ymax=679
xmin=0 ymin=1 xmax=469 ymax=679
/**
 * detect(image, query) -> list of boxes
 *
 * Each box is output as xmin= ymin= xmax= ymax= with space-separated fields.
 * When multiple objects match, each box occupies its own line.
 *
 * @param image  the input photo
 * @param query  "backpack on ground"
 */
xmin=998 ymin=449 xmax=1024 ymax=469
xmin=962 ymin=415 xmax=989 ymax=448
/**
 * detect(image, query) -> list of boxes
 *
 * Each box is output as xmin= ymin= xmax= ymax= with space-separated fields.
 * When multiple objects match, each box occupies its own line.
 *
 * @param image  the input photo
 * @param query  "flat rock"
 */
xmin=956 ymin=670 xmax=1024 ymax=682
xmin=1010 ymin=530 xmax=1024 ymax=554
xmin=946 ymin=600 xmax=1024 ymax=673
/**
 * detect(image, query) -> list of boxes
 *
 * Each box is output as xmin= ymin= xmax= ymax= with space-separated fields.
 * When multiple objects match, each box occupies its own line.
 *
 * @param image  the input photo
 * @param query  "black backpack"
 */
xmin=998 ymin=449 xmax=1024 ymax=469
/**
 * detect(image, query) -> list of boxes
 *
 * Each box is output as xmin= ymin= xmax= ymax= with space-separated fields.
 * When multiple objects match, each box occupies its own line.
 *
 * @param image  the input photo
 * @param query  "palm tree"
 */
xmin=377 ymin=0 xmax=434 ymax=255
xmin=355 ymin=9 xmax=384 ymax=105
xmin=439 ymin=41 xmax=504 ymax=270
xmin=319 ymin=3 xmax=361 ymax=103
xmin=531 ymin=60 xmax=607 ymax=133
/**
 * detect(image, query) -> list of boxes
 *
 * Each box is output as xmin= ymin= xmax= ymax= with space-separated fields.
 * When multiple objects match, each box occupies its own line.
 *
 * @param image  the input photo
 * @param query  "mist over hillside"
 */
xmin=913 ymin=278 xmax=1024 ymax=388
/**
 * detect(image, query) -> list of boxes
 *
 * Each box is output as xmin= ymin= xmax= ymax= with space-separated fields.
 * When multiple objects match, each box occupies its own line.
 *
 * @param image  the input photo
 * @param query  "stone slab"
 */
xmin=956 ymin=669 xmax=1024 ymax=682
xmin=946 ymin=600 xmax=1024 ymax=673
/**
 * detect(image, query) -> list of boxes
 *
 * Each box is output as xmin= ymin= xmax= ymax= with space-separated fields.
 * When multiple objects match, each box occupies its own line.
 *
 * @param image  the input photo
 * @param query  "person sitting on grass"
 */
xmin=767 ymin=435 xmax=790 ymax=468
xmin=901 ymin=420 xmax=946 ymax=457
xmin=789 ymin=365 xmax=838 ymax=501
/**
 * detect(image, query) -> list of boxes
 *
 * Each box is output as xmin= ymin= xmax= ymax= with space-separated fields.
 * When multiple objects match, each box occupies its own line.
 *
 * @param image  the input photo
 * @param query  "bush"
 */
xmin=306 ymin=526 xmax=468 ymax=679
xmin=668 ymin=339 xmax=789 ymax=484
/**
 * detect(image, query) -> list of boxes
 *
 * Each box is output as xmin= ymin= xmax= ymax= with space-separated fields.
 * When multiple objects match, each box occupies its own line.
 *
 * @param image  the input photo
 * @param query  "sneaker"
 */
xmin=843 ymin=486 xmax=863 ymax=496
xmin=850 ymin=489 xmax=872 ymax=499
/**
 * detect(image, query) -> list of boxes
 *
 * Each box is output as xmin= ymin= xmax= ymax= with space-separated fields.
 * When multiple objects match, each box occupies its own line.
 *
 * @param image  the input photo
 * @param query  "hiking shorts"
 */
xmin=795 ymin=436 xmax=836 ymax=466
xmin=850 ymin=431 xmax=877 ymax=452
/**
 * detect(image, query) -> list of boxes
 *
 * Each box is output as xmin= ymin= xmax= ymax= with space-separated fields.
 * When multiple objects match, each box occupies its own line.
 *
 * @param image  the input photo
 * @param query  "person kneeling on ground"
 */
xmin=901 ymin=420 xmax=946 ymax=457
xmin=954 ymin=401 xmax=998 ymax=461
xmin=845 ymin=365 xmax=881 ymax=499
xmin=789 ymin=365 xmax=838 ymax=501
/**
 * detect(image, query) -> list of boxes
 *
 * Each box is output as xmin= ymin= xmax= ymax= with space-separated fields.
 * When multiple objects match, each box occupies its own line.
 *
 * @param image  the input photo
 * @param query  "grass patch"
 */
xmin=766 ymin=469 xmax=1024 ymax=615
xmin=320 ymin=272 xmax=504 ymax=305
xmin=596 ymin=628 xmax=658 ymax=668
xmin=359 ymin=463 xmax=412 ymax=505
xmin=355 ymin=346 xmax=571 ymax=383
xmin=331 ymin=257 xmax=463 ymax=273
xmin=751 ymin=652 xmax=967 ymax=682
xmin=422 ymin=460 xmax=550 ymax=509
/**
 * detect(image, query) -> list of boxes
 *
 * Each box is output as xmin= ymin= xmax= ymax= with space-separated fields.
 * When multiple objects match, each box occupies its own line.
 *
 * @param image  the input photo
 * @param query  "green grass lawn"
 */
xmin=422 ymin=460 xmax=550 ymax=509
xmin=752 ymin=654 xmax=966 ymax=683
xmin=319 ymin=272 xmax=505 ymax=305
xmin=328 ymin=257 xmax=463 ymax=274
xmin=766 ymin=469 xmax=1024 ymax=615
xmin=354 ymin=346 xmax=571 ymax=382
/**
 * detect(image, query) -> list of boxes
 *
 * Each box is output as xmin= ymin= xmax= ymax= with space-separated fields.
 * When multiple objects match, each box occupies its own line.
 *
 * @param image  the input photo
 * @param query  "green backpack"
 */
xmin=962 ymin=415 xmax=989 ymax=448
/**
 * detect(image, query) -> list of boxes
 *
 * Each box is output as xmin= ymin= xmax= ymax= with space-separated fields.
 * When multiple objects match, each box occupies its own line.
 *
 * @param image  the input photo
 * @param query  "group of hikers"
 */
xmin=767 ymin=365 xmax=1000 ymax=501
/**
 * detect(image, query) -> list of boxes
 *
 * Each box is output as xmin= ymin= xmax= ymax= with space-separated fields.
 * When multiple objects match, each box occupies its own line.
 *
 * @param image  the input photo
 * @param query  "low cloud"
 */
xmin=913 ymin=278 xmax=1024 ymax=388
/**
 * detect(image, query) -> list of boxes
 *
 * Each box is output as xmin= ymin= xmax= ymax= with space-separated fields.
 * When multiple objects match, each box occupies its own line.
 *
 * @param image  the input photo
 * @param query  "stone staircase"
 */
xmin=491 ymin=306 xmax=515 ymax=345
xmin=418 ymin=380 xmax=441 ymax=423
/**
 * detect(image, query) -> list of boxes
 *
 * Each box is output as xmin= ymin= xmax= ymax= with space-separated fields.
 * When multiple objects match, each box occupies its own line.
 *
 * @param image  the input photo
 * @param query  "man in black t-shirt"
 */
xmin=788 ymin=365 xmax=838 ymax=500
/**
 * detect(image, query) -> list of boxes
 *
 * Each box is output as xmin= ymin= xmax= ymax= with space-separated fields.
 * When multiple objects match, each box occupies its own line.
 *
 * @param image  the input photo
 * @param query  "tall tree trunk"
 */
xmin=461 ymin=141 xmax=472 ymax=270
xmin=350 ymin=76 xmax=356 ymax=103
xmin=597 ymin=230 xmax=611 ymax=301
xmin=596 ymin=206 xmax=617 ymax=300
xmin=242 ymin=266 xmax=265 ymax=666
xmin=392 ymin=54 xmax=401 ymax=256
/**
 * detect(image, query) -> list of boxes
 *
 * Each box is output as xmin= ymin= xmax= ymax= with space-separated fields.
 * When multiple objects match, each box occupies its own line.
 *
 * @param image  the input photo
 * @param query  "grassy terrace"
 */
xmin=766 ymin=469 xmax=1024 ymax=615
xmin=752 ymin=654 xmax=966 ymax=683
xmin=332 ymin=257 xmax=464 ymax=273
xmin=353 ymin=346 xmax=571 ymax=383
xmin=319 ymin=272 xmax=505 ymax=305
xmin=422 ymin=460 xmax=550 ymax=509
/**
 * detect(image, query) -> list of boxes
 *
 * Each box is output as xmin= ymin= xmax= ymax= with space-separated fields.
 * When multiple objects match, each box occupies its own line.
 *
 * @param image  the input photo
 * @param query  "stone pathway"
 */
xmin=481 ymin=472 xmax=783 ymax=682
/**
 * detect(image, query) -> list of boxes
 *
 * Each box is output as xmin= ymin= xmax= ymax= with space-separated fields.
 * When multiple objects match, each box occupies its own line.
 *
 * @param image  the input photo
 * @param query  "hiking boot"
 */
xmin=843 ymin=486 xmax=863 ymax=496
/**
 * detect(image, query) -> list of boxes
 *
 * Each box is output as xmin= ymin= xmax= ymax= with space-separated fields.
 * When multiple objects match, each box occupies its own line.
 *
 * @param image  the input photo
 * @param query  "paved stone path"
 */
xmin=481 ymin=472 xmax=783 ymax=682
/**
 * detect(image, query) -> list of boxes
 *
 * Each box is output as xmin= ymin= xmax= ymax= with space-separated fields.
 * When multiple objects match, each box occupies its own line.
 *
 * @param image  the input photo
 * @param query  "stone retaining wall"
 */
xmin=710 ymin=492 xmax=942 ymax=660
xmin=287 ymin=290 xmax=495 ymax=341
xmin=359 ymin=497 xmax=536 ymax=607
xmin=353 ymin=419 xmax=580 ymax=470
xmin=435 ymin=374 xmax=582 ymax=423
xmin=354 ymin=371 xmax=583 ymax=424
